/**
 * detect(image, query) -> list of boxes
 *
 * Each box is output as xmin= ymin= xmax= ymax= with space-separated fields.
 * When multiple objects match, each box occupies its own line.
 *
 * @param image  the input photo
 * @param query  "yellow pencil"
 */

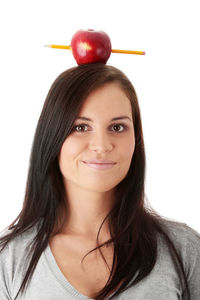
xmin=111 ymin=49 xmax=145 ymax=55
xmin=45 ymin=44 xmax=72 ymax=50
xmin=44 ymin=44 xmax=145 ymax=55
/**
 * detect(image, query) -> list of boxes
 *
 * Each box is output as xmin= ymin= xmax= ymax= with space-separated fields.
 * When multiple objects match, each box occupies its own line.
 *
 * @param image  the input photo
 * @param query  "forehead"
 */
xmin=78 ymin=82 xmax=132 ymax=118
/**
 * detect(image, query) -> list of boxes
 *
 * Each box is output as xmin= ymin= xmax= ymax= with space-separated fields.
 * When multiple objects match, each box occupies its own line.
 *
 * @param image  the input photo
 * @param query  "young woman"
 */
xmin=0 ymin=63 xmax=200 ymax=300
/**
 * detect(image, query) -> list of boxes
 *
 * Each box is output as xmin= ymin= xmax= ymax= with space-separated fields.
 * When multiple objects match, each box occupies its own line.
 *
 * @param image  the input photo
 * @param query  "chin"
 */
xmin=82 ymin=178 xmax=125 ymax=193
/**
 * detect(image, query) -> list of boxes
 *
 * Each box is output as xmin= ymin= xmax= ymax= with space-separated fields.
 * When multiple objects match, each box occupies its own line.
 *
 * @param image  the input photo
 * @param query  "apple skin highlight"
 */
xmin=71 ymin=29 xmax=112 ymax=65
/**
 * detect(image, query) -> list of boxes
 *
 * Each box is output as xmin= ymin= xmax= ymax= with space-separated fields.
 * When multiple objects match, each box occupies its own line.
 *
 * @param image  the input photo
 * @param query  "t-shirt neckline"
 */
xmin=44 ymin=243 xmax=93 ymax=300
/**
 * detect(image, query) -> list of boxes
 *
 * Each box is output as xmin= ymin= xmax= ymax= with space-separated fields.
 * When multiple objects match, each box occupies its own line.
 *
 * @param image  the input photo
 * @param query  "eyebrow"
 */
xmin=75 ymin=116 xmax=132 ymax=122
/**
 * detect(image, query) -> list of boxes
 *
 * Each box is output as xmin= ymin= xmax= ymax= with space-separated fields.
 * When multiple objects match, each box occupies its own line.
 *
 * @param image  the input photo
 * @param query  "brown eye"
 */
xmin=73 ymin=124 xmax=89 ymax=132
xmin=112 ymin=124 xmax=127 ymax=132
xmin=71 ymin=123 xmax=128 ymax=133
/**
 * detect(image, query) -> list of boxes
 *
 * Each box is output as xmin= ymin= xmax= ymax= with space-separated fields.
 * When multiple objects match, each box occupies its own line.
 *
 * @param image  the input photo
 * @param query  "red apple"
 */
xmin=71 ymin=29 xmax=112 ymax=65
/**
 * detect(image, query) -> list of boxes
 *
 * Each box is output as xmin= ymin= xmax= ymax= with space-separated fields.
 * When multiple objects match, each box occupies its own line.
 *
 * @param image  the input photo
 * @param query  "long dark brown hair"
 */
xmin=0 ymin=63 xmax=190 ymax=299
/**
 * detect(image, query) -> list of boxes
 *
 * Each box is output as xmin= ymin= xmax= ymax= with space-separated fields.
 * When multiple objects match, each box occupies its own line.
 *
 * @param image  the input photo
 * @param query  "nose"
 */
xmin=89 ymin=130 xmax=113 ymax=153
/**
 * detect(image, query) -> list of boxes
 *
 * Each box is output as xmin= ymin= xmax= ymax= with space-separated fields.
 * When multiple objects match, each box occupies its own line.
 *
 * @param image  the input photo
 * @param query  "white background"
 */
xmin=0 ymin=0 xmax=199 ymax=232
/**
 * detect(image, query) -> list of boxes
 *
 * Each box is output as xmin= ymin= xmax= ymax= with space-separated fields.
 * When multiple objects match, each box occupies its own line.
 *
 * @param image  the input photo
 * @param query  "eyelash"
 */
xmin=71 ymin=123 xmax=128 ymax=133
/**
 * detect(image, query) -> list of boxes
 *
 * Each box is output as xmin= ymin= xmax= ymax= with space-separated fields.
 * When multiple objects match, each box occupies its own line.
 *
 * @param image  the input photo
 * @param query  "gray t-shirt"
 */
xmin=0 ymin=219 xmax=200 ymax=299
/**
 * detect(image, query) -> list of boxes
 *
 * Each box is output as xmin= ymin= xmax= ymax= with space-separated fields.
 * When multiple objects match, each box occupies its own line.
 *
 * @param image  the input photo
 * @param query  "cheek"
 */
xmin=58 ymin=139 xmax=74 ymax=170
xmin=117 ymin=137 xmax=135 ymax=180
xmin=60 ymin=137 xmax=83 ymax=158
xmin=119 ymin=134 xmax=135 ymax=161
xmin=58 ymin=137 xmax=85 ymax=175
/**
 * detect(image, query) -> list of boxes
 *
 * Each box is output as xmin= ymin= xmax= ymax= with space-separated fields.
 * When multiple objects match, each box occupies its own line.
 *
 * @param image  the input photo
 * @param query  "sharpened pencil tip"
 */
xmin=44 ymin=45 xmax=51 ymax=47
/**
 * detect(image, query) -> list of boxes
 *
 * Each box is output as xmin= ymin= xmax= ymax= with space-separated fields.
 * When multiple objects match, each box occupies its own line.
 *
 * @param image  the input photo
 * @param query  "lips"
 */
xmin=82 ymin=160 xmax=116 ymax=170
xmin=83 ymin=159 xmax=116 ymax=164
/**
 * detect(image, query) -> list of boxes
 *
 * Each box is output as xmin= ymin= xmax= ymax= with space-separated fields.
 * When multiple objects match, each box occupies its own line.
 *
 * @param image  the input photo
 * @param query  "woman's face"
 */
xmin=59 ymin=82 xmax=135 ymax=193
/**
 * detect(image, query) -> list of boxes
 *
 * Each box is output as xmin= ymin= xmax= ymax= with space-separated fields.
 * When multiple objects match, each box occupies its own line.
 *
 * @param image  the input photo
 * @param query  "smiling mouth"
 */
xmin=82 ymin=161 xmax=116 ymax=170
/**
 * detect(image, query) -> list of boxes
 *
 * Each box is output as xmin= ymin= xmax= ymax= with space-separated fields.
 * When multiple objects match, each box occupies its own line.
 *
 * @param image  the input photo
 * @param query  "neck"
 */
xmin=55 ymin=182 xmax=116 ymax=239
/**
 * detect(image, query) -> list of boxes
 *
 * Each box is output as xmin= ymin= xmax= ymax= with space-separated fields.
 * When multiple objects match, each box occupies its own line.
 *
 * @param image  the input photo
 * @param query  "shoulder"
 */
xmin=0 ymin=222 xmax=40 ymax=253
xmin=0 ymin=223 xmax=41 ymax=299
xmin=157 ymin=218 xmax=200 ymax=280
xmin=0 ymin=222 xmax=41 ymax=276
xmin=158 ymin=218 xmax=200 ymax=248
